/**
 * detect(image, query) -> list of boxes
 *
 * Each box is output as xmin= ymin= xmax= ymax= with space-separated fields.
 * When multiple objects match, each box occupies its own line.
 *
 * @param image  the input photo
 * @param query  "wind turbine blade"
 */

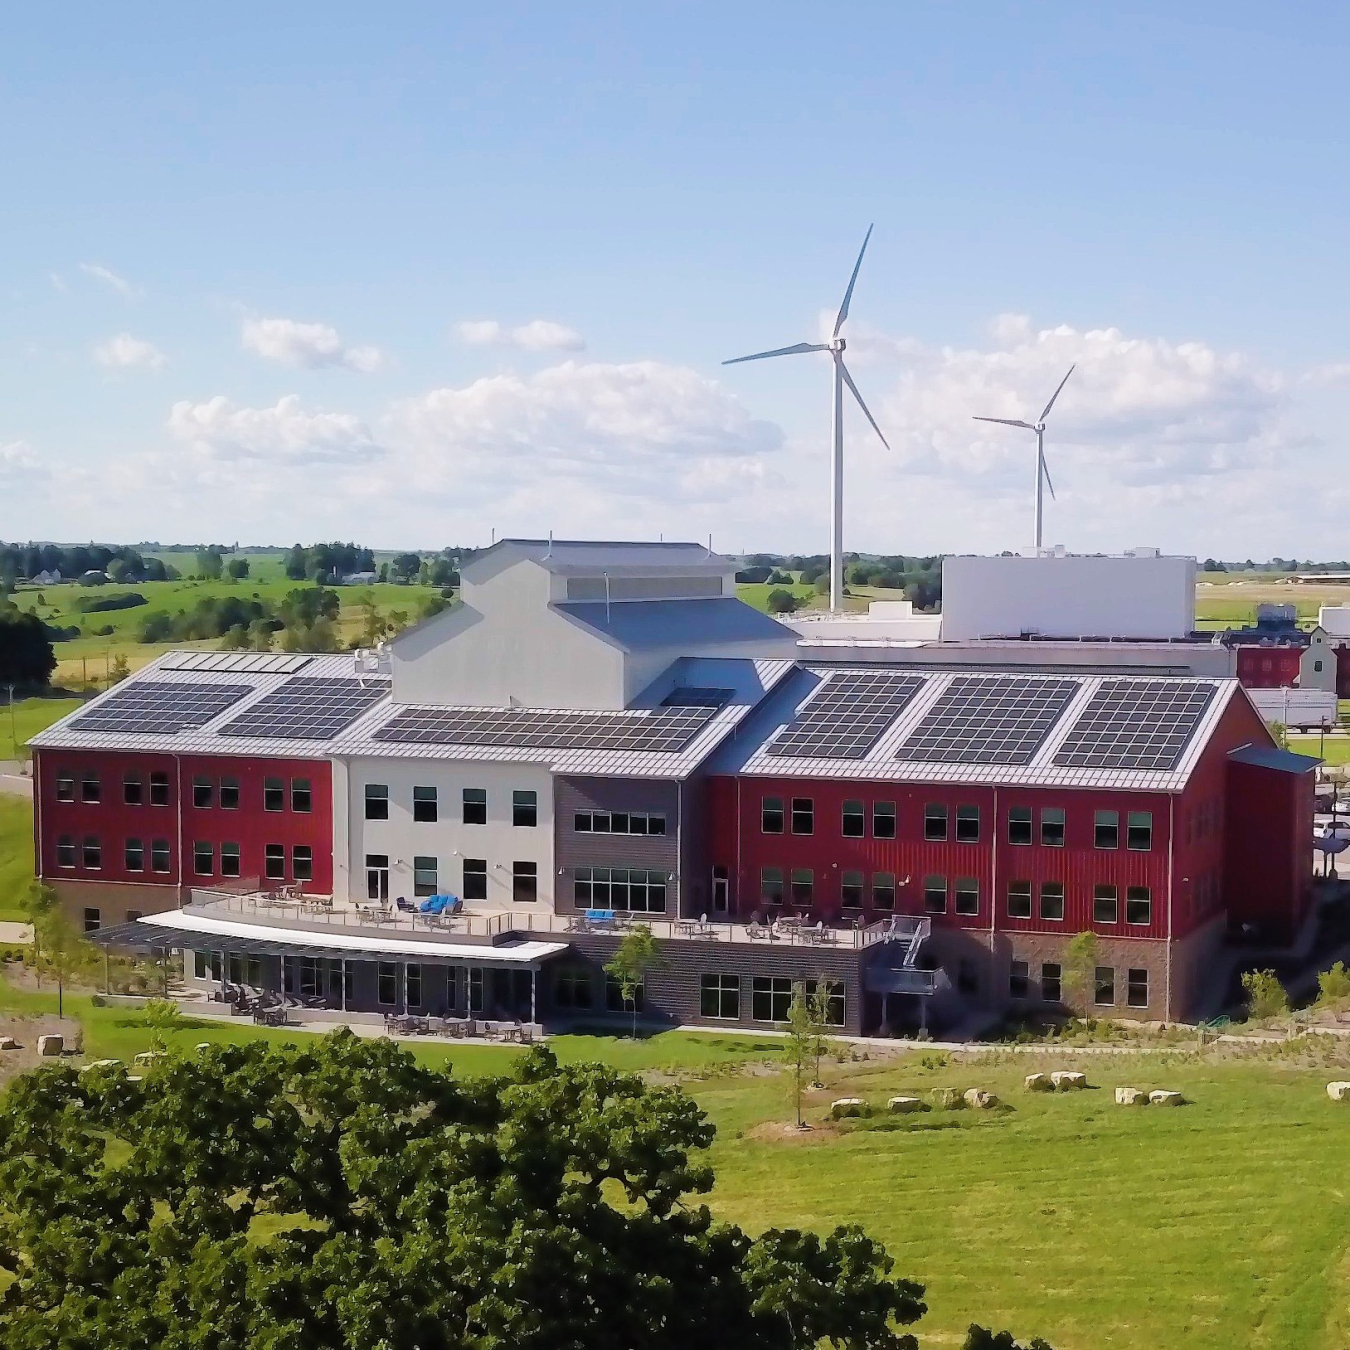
xmin=973 ymin=416 xmax=1034 ymax=429
xmin=832 ymin=224 xmax=874 ymax=337
xmin=839 ymin=361 xmax=890 ymax=450
xmin=1042 ymin=455 xmax=1057 ymax=500
xmin=1039 ymin=364 xmax=1076 ymax=422
xmin=722 ymin=342 xmax=830 ymax=365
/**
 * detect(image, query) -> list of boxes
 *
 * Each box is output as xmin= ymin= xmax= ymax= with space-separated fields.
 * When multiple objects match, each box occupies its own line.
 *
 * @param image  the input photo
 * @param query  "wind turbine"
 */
xmin=723 ymin=226 xmax=890 ymax=613
xmin=973 ymin=364 xmax=1075 ymax=553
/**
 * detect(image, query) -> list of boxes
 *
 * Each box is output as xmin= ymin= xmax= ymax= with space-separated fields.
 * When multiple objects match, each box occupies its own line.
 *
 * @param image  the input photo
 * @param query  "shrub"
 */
xmin=1242 ymin=968 xmax=1290 ymax=1021
xmin=73 ymin=592 xmax=147 ymax=614
xmin=1316 ymin=961 xmax=1350 ymax=1010
xmin=766 ymin=588 xmax=799 ymax=614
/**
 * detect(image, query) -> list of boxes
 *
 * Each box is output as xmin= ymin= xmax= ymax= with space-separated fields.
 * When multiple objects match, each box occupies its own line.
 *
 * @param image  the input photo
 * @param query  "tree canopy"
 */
xmin=0 ymin=1034 xmax=1056 ymax=1349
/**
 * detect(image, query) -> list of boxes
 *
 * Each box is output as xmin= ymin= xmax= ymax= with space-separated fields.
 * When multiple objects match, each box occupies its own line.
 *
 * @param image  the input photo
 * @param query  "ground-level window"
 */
xmin=512 ymin=861 xmax=538 ymax=902
xmin=700 ymin=973 xmax=740 ymax=1020
xmin=413 ymin=856 xmax=438 ymax=897
xmin=574 ymin=867 xmax=666 ymax=912
xmin=804 ymin=978 xmax=846 ymax=1027
xmin=605 ymin=973 xmax=644 ymax=1013
xmin=1127 ymin=967 xmax=1149 ymax=1008
xmin=954 ymin=877 xmax=979 ymax=916
xmin=299 ymin=958 xmax=320 ymax=998
xmin=82 ymin=908 xmax=100 ymax=934
xmin=221 ymin=842 xmax=241 ymax=878
xmin=841 ymin=870 xmax=864 ymax=909
xmin=292 ymin=846 xmax=313 ymax=883
xmin=193 ymin=841 xmax=213 ymax=877
xmin=1041 ymin=962 xmax=1062 ymax=1002
xmin=1094 ymin=966 xmax=1116 ymax=1006
xmin=265 ymin=844 xmax=286 ymax=882
xmin=151 ymin=838 xmax=171 ymax=873
xmin=1039 ymin=881 xmax=1065 ymax=921
xmin=923 ymin=875 xmax=947 ymax=914
xmin=468 ymin=967 xmax=484 ymax=1012
xmin=462 ymin=858 xmax=487 ymax=901
xmin=406 ymin=964 xmax=422 ymax=1008
xmin=365 ymin=853 xmax=388 ymax=899
xmin=751 ymin=976 xmax=793 ymax=1023
xmin=194 ymin=951 xmax=222 ymax=981
xmin=872 ymin=872 xmax=895 ymax=911
xmin=1093 ymin=885 xmax=1118 ymax=925
xmin=124 ymin=838 xmax=144 ymax=872
xmin=554 ymin=967 xmax=593 ymax=1009
xmin=1007 ymin=880 xmax=1032 ymax=919
xmin=1126 ymin=886 xmax=1151 ymax=926
xmin=1009 ymin=960 xmax=1029 ymax=999
xmin=377 ymin=963 xmax=397 ymax=1006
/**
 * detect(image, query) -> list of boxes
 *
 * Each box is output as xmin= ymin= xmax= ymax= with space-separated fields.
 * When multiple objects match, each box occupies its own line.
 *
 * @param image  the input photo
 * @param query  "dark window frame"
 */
xmin=1007 ymin=806 xmax=1032 ymax=845
xmin=761 ymin=796 xmax=784 ymax=834
xmin=790 ymin=797 xmax=814 ymax=836
xmin=363 ymin=783 xmax=389 ymax=821
xmin=841 ymin=799 xmax=865 ymax=838
xmin=924 ymin=803 xmax=948 ymax=841
xmin=463 ymin=787 xmax=488 ymax=825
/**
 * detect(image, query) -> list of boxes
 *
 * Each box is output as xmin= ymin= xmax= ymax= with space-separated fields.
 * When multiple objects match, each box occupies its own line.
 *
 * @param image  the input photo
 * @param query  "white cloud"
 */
xmin=166 ymin=395 xmax=381 ymax=465
xmin=240 ymin=317 xmax=385 ymax=372
xmin=79 ymin=263 xmax=139 ymax=298
xmin=0 ymin=440 xmax=45 ymax=485
xmin=94 ymin=333 xmax=166 ymax=372
xmin=456 ymin=318 xmax=586 ymax=352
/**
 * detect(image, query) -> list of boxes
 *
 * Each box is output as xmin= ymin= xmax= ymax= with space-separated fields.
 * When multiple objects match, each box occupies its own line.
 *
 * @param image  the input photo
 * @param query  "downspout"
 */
xmin=174 ymin=753 xmax=185 ymax=908
xmin=735 ymin=777 xmax=743 ymax=917
xmin=32 ymin=751 xmax=43 ymax=890
xmin=989 ymin=787 xmax=999 ymax=979
xmin=1165 ymin=794 xmax=1175 ymax=1020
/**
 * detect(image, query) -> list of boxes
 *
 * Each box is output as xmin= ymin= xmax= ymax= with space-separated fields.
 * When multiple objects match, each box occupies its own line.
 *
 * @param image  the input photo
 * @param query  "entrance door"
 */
xmin=711 ymin=866 xmax=729 ymax=913
xmin=365 ymin=853 xmax=390 ymax=901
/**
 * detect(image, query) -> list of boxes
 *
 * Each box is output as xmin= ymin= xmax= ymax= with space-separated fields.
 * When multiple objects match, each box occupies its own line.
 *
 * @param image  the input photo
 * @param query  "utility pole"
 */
xmin=6 ymin=683 xmax=15 ymax=757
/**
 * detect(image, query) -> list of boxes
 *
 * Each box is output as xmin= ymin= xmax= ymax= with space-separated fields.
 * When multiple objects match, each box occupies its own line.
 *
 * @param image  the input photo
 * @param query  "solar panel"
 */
xmin=373 ymin=704 xmax=717 ymax=753
xmin=764 ymin=671 xmax=926 ymax=760
xmin=1053 ymin=679 xmax=1218 ymax=771
xmin=896 ymin=675 xmax=1080 ymax=765
xmin=161 ymin=652 xmax=313 ymax=675
xmin=72 ymin=681 xmax=254 ymax=734
xmin=218 ymin=677 xmax=390 ymax=740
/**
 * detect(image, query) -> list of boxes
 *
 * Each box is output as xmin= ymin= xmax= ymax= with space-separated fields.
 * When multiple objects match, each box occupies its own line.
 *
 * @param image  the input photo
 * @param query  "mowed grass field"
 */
xmin=0 ymin=696 xmax=82 ymax=761
xmin=0 ymin=797 xmax=33 ymax=921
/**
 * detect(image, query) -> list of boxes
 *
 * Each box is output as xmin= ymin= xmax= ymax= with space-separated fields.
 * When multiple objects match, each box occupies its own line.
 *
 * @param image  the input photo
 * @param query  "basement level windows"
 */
xmin=1127 ymin=968 xmax=1149 ymax=1008
xmin=574 ymin=811 xmax=666 ymax=835
xmin=806 ymin=979 xmax=846 ymax=1027
xmin=751 ymin=976 xmax=793 ymax=1024
xmin=413 ymin=786 xmax=438 ymax=823
xmin=363 ymin=783 xmax=389 ymax=821
xmin=83 ymin=908 xmax=100 ymax=934
xmin=841 ymin=800 xmax=865 ymax=838
xmin=1009 ymin=961 xmax=1030 ymax=1000
xmin=554 ymin=968 xmax=593 ymax=1009
xmin=1094 ymin=967 xmax=1116 ymax=1006
xmin=790 ymin=798 xmax=814 ymax=835
xmin=1040 ymin=807 xmax=1065 ymax=848
xmin=462 ymin=788 xmax=487 ymax=825
xmin=700 ymin=973 xmax=740 ymax=1020
xmin=1041 ymin=962 xmax=1062 ymax=1002
xmin=761 ymin=797 xmax=784 ymax=834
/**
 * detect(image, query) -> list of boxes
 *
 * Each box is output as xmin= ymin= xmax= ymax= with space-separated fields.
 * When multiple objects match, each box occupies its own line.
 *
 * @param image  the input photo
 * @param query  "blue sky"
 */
xmin=4 ymin=2 xmax=1350 ymax=556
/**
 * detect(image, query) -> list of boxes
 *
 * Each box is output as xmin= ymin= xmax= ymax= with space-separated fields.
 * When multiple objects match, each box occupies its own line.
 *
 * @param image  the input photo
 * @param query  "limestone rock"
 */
xmin=964 ymin=1088 xmax=998 ymax=1109
xmin=195 ymin=1043 xmax=212 ymax=1053
xmin=1327 ymin=1081 xmax=1350 ymax=1102
xmin=1149 ymin=1090 xmax=1183 ymax=1106
xmin=1052 ymin=1071 xmax=1088 ymax=1091
xmin=133 ymin=1050 xmax=167 ymax=1066
xmin=0 ymin=1036 xmax=18 ymax=1050
xmin=930 ymin=1087 xmax=961 ymax=1109
xmin=1114 ymin=1086 xmax=1146 ymax=1105
xmin=888 ymin=1095 xmax=923 ymax=1113
xmin=37 ymin=1034 xmax=63 ymax=1057
xmin=79 ymin=1059 xmax=121 ymax=1072
xmin=830 ymin=1097 xmax=869 ymax=1120
xmin=1024 ymin=1072 xmax=1052 ymax=1091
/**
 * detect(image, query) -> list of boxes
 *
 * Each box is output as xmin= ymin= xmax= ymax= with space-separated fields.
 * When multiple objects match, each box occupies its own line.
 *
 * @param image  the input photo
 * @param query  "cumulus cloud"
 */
xmin=456 ymin=318 xmax=586 ymax=352
xmin=79 ymin=263 xmax=139 ymax=298
xmin=240 ymin=317 xmax=385 ymax=372
xmin=166 ymin=395 xmax=381 ymax=465
xmin=0 ymin=441 xmax=45 ymax=483
xmin=94 ymin=333 xmax=166 ymax=372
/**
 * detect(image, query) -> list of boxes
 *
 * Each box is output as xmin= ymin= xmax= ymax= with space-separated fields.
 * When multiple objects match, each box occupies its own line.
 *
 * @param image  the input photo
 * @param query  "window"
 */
xmin=872 ymin=872 xmax=895 ymax=911
xmin=299 ymin=958 xmax=320 ymax=998
xmin=81 ymin=772 xmax=100 ymax=804
xmin=377 ymin=963 xmax=397 ymax=1006
xmin=574 ymin=810 xmax=666 ymax=834
xmin=841 ymin=869 xmax=864 ymax=909
xmin=924 ymin=803 xmax=948 ymax=841
xmin=1127 ymin=967 xmax=1149 ymax=1008
xmin=149 ymin=772 xmax=169 ymax=807
xmin=512 ymin=860 xmax=538 ymax=902
xmin=1126 ymin=886 xmax=1152 ymax=926
xmin=291 ymin=778 xmax=312 ymax=814
xmin=265 ymin=844 xmax=286 ymax=881
xmin=265 ymin=777 xmax=285 ymax=812
xmin=56 ymin=835 xmax=75 ymax=868
xmin=124 ymin=838 xmax=144 ymax=872
xmin=1093 ymin=885 xmax=1119 ymax=924
xmin=1127 ymin=811 xmax=1153 ymax=851
xmin=55 ymin=771 xmax=74 ymax=803
xmin=1094 ymin=966 xmax=1116 ymax=1006
xmin=791 ymin=798 xmax=814 ymax=835
xmin=123 ymin=775 xmax=143 ymax=806
xmin=407 ymin=785 xmax=439 ymax=824
xmin=513 ymin=790 xmax=538 ymax=827
xmin=1041 ymin=962 xmax=1062 ymax=1002
xmin=700 ymin=973 xmax=740 ymax=1020
xmin=192 ymin=776 xmax=213 ymax=809
xmin=151 ymin=839 xmax=170 ymax=873
xmin=1009 ymin=960 xmax=1029 ymax=999
xmin=956 ymin=805 xmax=980 ymax=843
xmin=127 ymin=910 xmax=143 ymax=924
xmin=1007 ymin=880 xmax=1032 ymax=919
xmin=1008 ymin=806 xmax=1032 ymax=846
xmin=363 ymin=783 xmax=388 ymax=821
xmin=923 ymin=875 xmax=947 ymax=914
xmin=462 ymin=787 xmax=487 ymax=824
xmin=195 ymin=951 xmax=222 ymax=981
xmin=554 ymin=967 xmax=593 ymax=1009
xmin=712 ymin=865 xmax=729 ymax=912
xmin=82 ymin=836 xmax=101 ymax=869
xmin=605 ymin=972 xmax=645 ymax=1013
xmin=1316 ymin=658 xmax=1325 ymax=673
xmin=760 ymin=867 xmax=784 ymax=905
xmin=1094 ymin=810 xmax=1119 ymax=850
xmin=954 ymin=877 xmax=979 ymax=916
xmin=81 ymin=907 xmax=100 ymax=934
xmin=805 ymin=978 xmax=846 ymax=1026
xmin=221 ymin=842 xmax=241 ymax=878
xmin=219 ymin=776 xmax=240 ymax=810
xmin=842 ymin=799 xmax=865 ymax=838
xmin=468 ymin=968 xmax=485 ymax=1012
xmin=761 ymin=796 xmax=784 ymax=834
xmin=292 ymin=846 xmax=313 ymax=883
xmin=575 ymin=867 xmax=667 ymax=913
xmin=1041 ymin=807 xmax=1065 ymax=847
xmin=873 ymin=801 xmax=896 ymax=839
xmin=1039 ymin=881 xmax=1065 ymax=921
xmin=751 ymin=976 xmax=793 ymax=1023
xmin=790 ymin=868 xmax=813 ymax=905
xmin=462 ymin=858 xmax=487 ymax=901
xmin=193 ymin=841 xmax=214 ymax=876
xmin=405 ymin=965 xmax=422 ymax=1008
xmin=413 ymin=856 xmax=438 ymax=897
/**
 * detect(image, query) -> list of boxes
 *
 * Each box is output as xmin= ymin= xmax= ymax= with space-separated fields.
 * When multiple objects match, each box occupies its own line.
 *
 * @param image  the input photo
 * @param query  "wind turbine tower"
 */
xmin=723 ymin=227 xmax=890 ymax=613
xmin=973 ymin=364 xmax=1075 ymax=553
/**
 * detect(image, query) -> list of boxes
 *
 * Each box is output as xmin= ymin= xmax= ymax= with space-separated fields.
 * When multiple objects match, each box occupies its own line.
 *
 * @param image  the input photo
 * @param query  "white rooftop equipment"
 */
xmin=1319 ymin=605 xmax=1350 ymax=638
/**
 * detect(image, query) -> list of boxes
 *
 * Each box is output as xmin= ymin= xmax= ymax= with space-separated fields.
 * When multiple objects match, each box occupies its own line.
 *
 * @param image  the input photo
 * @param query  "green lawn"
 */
xmin=0 ymin=798 xmax=33 ymax=921
xmin=1290 ymin=735 xmax=1350 ymax=766
xmin=0 ymin=696 xmax=83 ymax=761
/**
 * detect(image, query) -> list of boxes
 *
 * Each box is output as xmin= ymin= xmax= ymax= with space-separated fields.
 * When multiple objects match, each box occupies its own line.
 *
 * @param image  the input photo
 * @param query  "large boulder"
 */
xmin=830 ymin=1098 xmax=869 ymax=1120
xmin=1327 ymin=1081 xmax=1350 ymax=1102
xmin=1024 ymin=1072 xmax=1052 ymax=1092
xmin=964 ymin=1088 xmax=998 ymax=1110
xmin=1114 ymin=1086 xmax=1146 ymax=1106
xmin=36 ymin=1034 xmax=62 ymax=1057
xmin=0 ymin=1036 xmax=18 ymax=1050
xmin=1052 ymin=1071 xmax=1088 ymax=1091
xmin=930 ymin=1087 xmax=961 ymax=1109
xmin=888 ymin=1095 xmax=924 ymax=1114
xmin=1149 ymin=1090 xmax=1184 ymax=1107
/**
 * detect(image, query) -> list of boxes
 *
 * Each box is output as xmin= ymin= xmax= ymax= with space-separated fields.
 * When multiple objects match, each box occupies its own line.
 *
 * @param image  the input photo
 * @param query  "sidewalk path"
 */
xmin=0 ymin=761 xmax=31 ymax=798
xmin=0 ymin=923 xmax=34 ymax=944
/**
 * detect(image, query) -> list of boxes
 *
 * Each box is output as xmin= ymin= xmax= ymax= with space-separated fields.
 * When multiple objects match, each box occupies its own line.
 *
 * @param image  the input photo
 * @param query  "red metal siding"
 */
xmin=1235 ymin=646 xmax=1301 ymax=689
xmin=33 ymin=748 xmax=332 ymax=896
xmin=1225 ymin=757 xmax=1315 ymax=943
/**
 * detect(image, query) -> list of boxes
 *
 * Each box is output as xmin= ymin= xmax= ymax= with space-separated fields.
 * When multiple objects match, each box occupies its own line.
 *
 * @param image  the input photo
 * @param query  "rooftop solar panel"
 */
xmin=161 ymin=652 xmax=313 ymax=675
xmin=72 ymin=681 xmax=254 ymax=734
xmin=895 ymin=675 xmax=1080 ymax=766
xmin=1053 ymin=679 xmax=1218 ymax=771
xmin=218 ymin=677 xmax=390 ymax=740
xmin=372 ymin=703 xmax=717 ymax=753
xmin=764 ymin=671 xmax=926 ymax=760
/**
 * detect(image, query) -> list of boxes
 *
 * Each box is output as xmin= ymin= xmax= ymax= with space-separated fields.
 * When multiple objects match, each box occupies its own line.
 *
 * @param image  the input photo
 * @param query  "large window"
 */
xmin=192 ymin=776 xmax=213 ymax=809
xmin=606 ymin=973 xmax=643 ymax=1013
xmin=1041 ymin=962 xmax=1062 ymax=1002
xmin=841 ymin=870 xmax=864 ymax=909
xmin=1041 ymin=807 xmax=1065 ymax=847
xmin=805 ymin=978 xmax=846 ymax=1026
xmin=1094 ymin=810 xmax=1119 ymax=850
xmin=873 ymin=801 xmax=897 ymax=839
xmin=751 ymin=976 xmax=793 ymax=1023
xmin=554 ymin=967 xmax=593 ymax=1009
xmin=956 ymin=805 xmax=980 ymax=843
xmin=1094 ymin=966 xmax=1116 ymax=1006
xmin=761 ymin=796 xmax=784 ymax=834
xmin=700 ymin=973 xmax=740 ymax=1020
xmin=265 ymin=844 xmax=286 ymax=881
xmin=1127 ymin=968 xmax=1149 ymax=1008
xmin=1008 ymin=806 xmax=1032 ymax=845
xmin=124 ymin=838 xmax=144 ymax=872
xmin=1039 ymin=881 xmax=1065 ymax=921
xmin=219 ymin=776 xmax=240 ymax=810
xmin=363 ymin=783 xmax=389 ymax=821
xmin=1126 ymin=886 xmax=1152 ymax=926
xmin=1093 ymin=885 xmax=1118 ymax=925
xmin=791 ymin=798 xmax=814 ymax=835
xmin=264 ymin=777 xmax=285 ymax=813
xmin=193 ymin=841 xmax=214 ymax=876
xmin=872 ymin=872 xmax=895 ymax=911
xmin=82 ymin=836 xmax=101 ymax=869
xmin=1009 ymin=960 xmax=1029 ymax=999
xmin=149 ymin=772 xmax=169 ymax=807
xmin=462 ymin=788 xmax=487 ymax=825
xmin=291 ymin=778 xmax=312 ymax=814
xmin=512 ymin=790 xmax=538 ymax=827
xmin=405 ymin=965 xmax=422 ymax=1008
xmin=413 ymin=856 xmax=438 ymax=897
xmin=81 ymin=772 xmax=100 ymax=804
xmin=574 ymin=867 xmax=667 ymax=913
xmin=292 ymin=846 xmax=313 ymax=883
xmin=924 ymin=803 xmax=948 ymax=841
xmin=574 ymin=810 xmax=666 ymax=835
xmin=954 ymin=877 xmax=979 ymax=916
xmin=462 ymin=858 xmax=487 ymax=900
xmin=377 ymin=963 xmax=397 ymax=1006
xmin=1007 ymin=880 xmax=1032 ymax=919
xmin=221 ymin=842 xmax=241 ymax=878
xmin=841 ymin=800 xmax=865 ymax=838
xmin=55 ymin=835 xmax=76 ymax=868
xmin=123 ymin=775 xmax=143 ymax=806
xmin=512 ymin=860 xmax=538 ymax=902
xmin=760 ymin=867 xmax=784 ymax=905
xmin=1127 ymin=811 xmax=1153 ymax=851
xmin=923 ymin=875 xmax=947 ymax=914
xmin=151 ymin=839 xmax=170 ymax=873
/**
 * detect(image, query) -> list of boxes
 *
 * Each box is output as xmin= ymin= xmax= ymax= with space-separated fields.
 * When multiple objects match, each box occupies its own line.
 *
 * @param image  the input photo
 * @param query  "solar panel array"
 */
xmin=764 ymin=671 xmax=926 ymax=760
xmin=896 ymin=675 xmax=1080 ymax=765
xmin=373 ymin=703 xmax=718 ymax=753
xmin=1053 ymin=679 xmax=1218 ymax=771
xmin=72 ymin=681 xmax=254 ymax=734
xmin=161 ymin=651 xmax=313 ymax=675
xmin=218 ymin=677 xmax=390 ymax=740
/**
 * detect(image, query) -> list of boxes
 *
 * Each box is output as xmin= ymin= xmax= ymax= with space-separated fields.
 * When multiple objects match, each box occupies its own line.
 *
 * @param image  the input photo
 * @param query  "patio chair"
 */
xmin=395 ymin=896 xmax=417 ymax=912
